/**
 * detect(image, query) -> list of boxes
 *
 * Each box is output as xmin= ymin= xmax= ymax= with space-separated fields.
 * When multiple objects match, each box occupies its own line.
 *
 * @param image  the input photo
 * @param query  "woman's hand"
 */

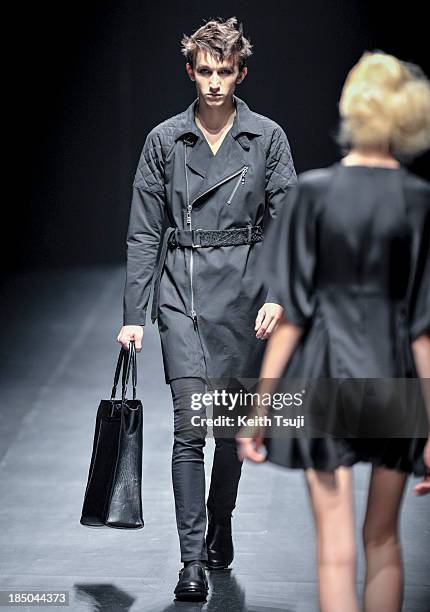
xmin=236 ymin=424 xmax=267 ymax=463
xmin=414 ymin=437 xmax=430 ymax=496
xmin=255 ymin=303 xmax=284 ymax=340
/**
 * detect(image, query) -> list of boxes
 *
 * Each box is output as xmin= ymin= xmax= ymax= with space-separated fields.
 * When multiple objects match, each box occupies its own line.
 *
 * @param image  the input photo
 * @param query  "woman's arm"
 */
xmin=412 ymin=333 xmax=430 ymax=376
xmin=236 ymin=317 xmax=303 ymax=461
xmin=411 ymin=333 xmax=430 ymax=496
xmin=258 ymin=317 xmax=304 ymax=396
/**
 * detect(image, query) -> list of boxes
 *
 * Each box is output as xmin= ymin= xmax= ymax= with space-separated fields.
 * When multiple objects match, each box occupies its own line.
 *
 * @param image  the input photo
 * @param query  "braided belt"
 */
xmin=150 ymin=225 xmax=263 ymax=323
xmin=169 ymin=225 xmax=263 ymax=248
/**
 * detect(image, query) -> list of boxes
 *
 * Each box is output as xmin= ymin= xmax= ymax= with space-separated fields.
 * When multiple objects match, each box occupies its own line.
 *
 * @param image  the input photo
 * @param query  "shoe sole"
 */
xmin=205 ymin=563 xmax=232 ymax=570
xmin=174 ymin=589 xmax=208 ymax=601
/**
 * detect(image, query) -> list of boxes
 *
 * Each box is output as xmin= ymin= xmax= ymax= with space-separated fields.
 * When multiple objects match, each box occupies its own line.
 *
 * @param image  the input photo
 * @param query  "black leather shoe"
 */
xmin=206 ymin=511 xmax=234 ymax=570
xmin=174 ymin=561 xmax=208 ymax=601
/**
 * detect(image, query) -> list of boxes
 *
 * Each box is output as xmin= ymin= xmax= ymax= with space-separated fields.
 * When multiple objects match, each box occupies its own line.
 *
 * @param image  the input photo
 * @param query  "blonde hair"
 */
xmin=338 ymin=51 xmax=430 ymax=158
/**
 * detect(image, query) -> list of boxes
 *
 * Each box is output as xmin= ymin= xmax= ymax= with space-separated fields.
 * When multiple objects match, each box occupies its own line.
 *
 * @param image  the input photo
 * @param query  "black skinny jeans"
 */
xmin=170 ymin=377 xmax=244 ymax=562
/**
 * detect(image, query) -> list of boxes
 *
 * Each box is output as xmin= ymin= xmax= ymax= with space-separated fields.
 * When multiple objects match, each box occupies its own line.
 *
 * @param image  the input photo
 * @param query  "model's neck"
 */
xmin=195 ymin=96 xmax=236 ymax=133
xmin=342 ymin=147 xmax=400 ymax=168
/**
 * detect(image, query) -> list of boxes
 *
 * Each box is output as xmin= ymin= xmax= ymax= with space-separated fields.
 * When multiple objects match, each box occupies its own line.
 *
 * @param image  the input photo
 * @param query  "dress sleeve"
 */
xmin=409 ymin=210 xmax=430 ymax=340
xmin=262 ymin=180 xmax=318 ymax=328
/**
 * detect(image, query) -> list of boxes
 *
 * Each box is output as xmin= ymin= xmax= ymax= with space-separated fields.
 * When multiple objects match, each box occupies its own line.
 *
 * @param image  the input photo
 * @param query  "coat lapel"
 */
xmin=174 ymin=95 xmax=262 ymax=205
xmin=190 ymin=134 xmax=248 ymax=205
xmin=185 ymin=137 xmax=209 ymax=179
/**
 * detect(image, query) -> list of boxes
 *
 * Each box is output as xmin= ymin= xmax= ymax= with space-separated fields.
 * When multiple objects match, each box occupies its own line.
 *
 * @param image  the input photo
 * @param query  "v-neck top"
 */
xmin=194 ymin=112 xmax=236 ymax=158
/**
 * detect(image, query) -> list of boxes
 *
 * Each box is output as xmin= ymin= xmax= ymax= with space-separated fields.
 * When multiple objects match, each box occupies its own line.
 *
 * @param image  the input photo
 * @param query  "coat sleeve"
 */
xmin=264 ymin=126 xmax=297 ymax=304
xmin=409 ymin=207 xmax=430 ymax=340
xmin=122 ymin=130 xmax=166 ymax=326
xmin=262 ymin=180 xmax=317 ymax=327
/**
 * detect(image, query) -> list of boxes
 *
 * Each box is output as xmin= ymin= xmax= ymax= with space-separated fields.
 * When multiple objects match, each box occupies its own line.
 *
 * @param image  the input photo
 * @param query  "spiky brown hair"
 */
xmin=181 ymin=16 xmax=252 ymax=71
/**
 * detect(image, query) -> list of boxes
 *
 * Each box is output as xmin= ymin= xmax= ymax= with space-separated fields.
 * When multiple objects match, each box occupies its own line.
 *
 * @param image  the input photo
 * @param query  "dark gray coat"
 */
xmin=123 ymin=95 xmax=297 ymax=383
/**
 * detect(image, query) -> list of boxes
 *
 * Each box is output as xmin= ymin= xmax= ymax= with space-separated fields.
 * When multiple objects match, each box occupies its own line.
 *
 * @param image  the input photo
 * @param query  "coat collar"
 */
xmin=173 ymin=95 xmax=263 ymax=143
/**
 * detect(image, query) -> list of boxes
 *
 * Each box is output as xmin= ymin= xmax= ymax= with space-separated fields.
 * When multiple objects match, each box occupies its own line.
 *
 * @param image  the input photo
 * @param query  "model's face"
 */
xmin=186 ymin=50 xmax=247 ymax=106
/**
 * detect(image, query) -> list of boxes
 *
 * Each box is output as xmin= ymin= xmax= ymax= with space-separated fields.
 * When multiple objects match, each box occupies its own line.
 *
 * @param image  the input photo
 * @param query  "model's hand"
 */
xmin=117 ymin=325 xmax=144 ymax=352
xmin=255 ymin=303 xmax=284 ymax=339
xmin=414 ymin=438 xmax=430 ymax=496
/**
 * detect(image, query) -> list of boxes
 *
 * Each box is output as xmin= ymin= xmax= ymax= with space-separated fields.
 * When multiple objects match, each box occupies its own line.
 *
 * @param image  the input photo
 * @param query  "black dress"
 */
xmin=263 ymin=162 xmax=430 ymax=475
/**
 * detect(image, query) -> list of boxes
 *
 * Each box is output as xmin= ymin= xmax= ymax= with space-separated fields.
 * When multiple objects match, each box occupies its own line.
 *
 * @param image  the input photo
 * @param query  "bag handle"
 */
xmin=111 ymin=347 xmax=126 ymax=398
xmin=111 ymin=341 xmax=137 ymax=400
xmin=121 ymin=341 xmax=137 ymax=401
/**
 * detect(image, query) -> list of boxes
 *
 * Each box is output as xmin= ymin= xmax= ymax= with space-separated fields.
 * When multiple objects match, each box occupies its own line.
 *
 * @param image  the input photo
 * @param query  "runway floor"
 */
xmin=0 ymin=265 xmax=429 ymax=612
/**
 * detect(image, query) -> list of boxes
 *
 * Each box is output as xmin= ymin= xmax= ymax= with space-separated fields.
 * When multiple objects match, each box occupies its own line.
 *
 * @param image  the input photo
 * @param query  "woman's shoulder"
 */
xmin=401 ymin=167 xmax=430 ymax=201
xmin=295 ymin=164 xmax=338 ymax=198
xmin=398 ymin=168 xmax=430 ymax=222
xmin=298 ymin=164 xmax=337 ymax=185
xmin=283 ymin=166 xmax=338 ymax=218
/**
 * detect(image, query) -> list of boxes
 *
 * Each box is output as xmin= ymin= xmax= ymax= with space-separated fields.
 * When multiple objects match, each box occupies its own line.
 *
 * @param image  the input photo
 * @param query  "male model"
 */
xmin=117 ymin=16 xmax=297 ymax=601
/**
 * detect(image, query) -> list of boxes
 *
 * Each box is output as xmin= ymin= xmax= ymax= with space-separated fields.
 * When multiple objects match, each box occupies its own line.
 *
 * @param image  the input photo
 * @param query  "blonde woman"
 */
xmin=237 ymin=52 xmax=430 ymax=612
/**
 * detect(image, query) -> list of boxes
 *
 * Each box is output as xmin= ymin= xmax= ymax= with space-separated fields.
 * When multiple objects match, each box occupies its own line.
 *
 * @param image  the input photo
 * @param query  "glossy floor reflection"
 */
xmin=0 ymin=266 xmax=429 ymax=612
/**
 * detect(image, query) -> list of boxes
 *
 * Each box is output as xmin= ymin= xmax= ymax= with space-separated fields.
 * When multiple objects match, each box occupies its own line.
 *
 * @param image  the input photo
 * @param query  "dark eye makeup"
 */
xmin=196 ymin=67 xmax=234 ymax=76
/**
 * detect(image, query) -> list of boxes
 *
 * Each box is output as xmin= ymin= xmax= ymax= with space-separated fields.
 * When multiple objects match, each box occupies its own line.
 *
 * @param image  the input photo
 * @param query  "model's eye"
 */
xmin=197 ymin=68 xmax=211 ymax=75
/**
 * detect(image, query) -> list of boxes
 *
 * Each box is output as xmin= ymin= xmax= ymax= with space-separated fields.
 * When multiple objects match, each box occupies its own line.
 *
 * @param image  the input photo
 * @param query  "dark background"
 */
xmin=14 ymin=0 xmax=430 ymax=271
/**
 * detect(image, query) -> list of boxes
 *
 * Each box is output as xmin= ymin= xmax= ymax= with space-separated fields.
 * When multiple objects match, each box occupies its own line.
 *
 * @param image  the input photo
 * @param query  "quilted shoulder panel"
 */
xmin=133 ymin=112 xmax=185 ymax=193
xmin=251 ymin=114 xmax=297 ymax=192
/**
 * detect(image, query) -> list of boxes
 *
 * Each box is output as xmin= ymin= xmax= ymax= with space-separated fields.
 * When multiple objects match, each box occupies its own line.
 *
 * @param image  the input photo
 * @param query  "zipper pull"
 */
xmin=241 ymin=166 xmax=249 ymax=185
xmin=186 ymin=205 xmax=192 ymax=226
xmin=191 ymin=309 xmax=198 ymax=328
xmin=226 ymin=167 xmax=249 ymax=206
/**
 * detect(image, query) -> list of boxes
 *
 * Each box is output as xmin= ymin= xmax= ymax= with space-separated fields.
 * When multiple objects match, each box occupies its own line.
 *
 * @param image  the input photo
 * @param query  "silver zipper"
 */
xmin=191 ymin=165 xmax=249 ymax=206
xmin=226 ymin=166 xmax=248 ymax=205
xmin=184 ymin=143 xmax=197 ymax=325
xmin=190 ymin=245 xmax=196 ymax=323
xmin=184 ymin=154 xmax=249 ymax=324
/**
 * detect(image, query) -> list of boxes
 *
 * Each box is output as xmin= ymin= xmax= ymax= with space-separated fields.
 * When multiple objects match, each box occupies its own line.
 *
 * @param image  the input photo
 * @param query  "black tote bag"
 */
xmin=80 ymin=341 xmax=144 ymax=529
